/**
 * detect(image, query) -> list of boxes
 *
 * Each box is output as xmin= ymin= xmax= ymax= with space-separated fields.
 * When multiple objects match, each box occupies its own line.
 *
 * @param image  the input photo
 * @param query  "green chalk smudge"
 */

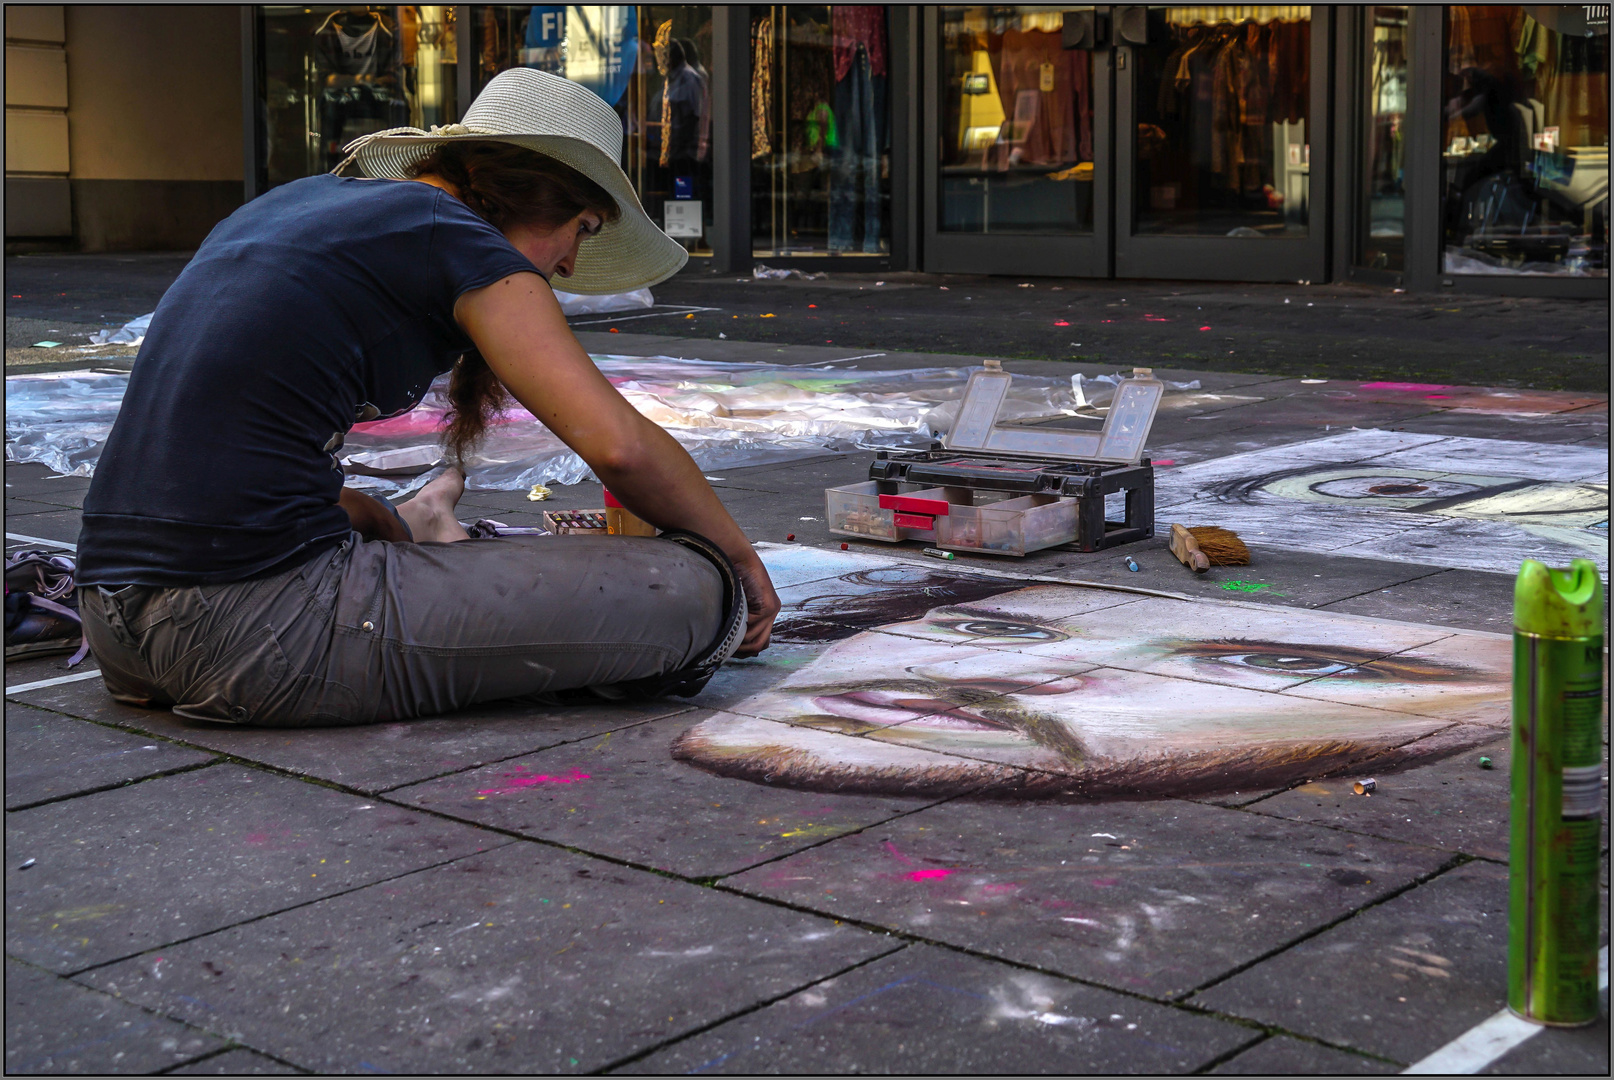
xmin=1220 ymin=580 xmax=1274 ymax=593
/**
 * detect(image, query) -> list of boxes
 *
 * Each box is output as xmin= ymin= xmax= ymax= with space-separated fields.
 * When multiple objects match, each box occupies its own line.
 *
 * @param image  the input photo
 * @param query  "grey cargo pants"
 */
xmin=78 ymin=533 xmax=724 ymax=727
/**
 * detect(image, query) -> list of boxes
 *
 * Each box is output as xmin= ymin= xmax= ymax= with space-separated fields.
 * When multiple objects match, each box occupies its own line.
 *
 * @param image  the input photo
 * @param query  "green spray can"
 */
xmin=1508 ymin=557 xmax=1604 ymax=1026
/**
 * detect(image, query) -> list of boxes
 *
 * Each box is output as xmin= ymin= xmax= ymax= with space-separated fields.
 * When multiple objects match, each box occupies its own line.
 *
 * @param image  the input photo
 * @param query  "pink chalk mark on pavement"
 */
xmin=907 ymin=868 xmax=955 ymax=882
xmin=1359 ymin=381 xmax=1452 ymax=392
xmin=478 ymin=766 xmax=591 ymax=795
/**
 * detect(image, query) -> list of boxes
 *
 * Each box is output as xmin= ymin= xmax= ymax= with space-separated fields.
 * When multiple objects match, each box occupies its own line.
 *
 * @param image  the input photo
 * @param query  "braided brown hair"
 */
xmin=408 ymin=142 xmax=621 ymax=463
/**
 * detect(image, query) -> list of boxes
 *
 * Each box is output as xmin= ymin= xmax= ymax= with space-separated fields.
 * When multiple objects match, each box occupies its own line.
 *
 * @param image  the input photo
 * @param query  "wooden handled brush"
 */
xmin=1169 ymin=523 xmax=1250 ymax=572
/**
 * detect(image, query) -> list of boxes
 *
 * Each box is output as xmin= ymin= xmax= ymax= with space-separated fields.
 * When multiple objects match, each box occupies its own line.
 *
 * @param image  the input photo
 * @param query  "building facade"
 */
xmin=7 ymin=4 xmax=1609 ymax=297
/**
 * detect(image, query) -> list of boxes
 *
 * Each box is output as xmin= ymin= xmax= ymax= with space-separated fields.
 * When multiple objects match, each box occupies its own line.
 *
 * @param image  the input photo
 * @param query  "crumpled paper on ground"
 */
xmin=6 ymin=356 xmax=1187 ymax=494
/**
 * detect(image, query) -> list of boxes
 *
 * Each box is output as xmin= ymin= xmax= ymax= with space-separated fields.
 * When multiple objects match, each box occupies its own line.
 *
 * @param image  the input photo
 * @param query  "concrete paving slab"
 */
xmin=5 ymin=704 xmax=215 ymax=809
xmin=4 ymin=462 xmax=92 ymax=496
xmin=7 ymin=677 xmax=685 ymax=794
xmin=1392 ymin=408 xmax=1610 ymax=446
xmin=0 ymin=508 xmax=82 ymax=545
xmin=168 ymin=1048 xmax=304 ymax=1074
xmin=1246 ymin=734 xmax=1523 ymax=863
xmin=1320 ymin=568 xmax=1518 ymax=635
xmin=5 ymin=957 xmax=223 ymax=1074
xmin=391 ymin=711 xmax=940 ymax=878
xmin=79 ymin=842 xmax=896 ymax=1075
xmin=705 ymin=451 xmax=874 ymax=495
xmin=4 ymin=484 xmax=88 ymax=510
xmin=1190 ymin=862 xmax=1510 ymax=1064
xmin=1030 ymin=542 xmax=1446 ymax=611
xmin=621 ymin=943 xmax=1258 ymax=1075
xmin=1479 ymin=1012 xmax=1611 ymax=1074
xmin=4 ymin=497 xmax=74 ymax=517
xmin=6 ymin=765 xmax=505 ymax=973
xmin=724 ymin=799 xmax=1453 ymax=998
xmin=1208 ymin=1033 xmax=1396 ymax=1074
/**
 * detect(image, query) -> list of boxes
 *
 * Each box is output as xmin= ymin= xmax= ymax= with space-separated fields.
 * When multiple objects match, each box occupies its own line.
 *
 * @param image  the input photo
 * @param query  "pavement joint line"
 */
xmin=4 ymin=757 xmax=224 ymax=813
xmin=1175 ymin=852 xmax=1473 ymax=1004
xmin=55 ymin=840 xmax=524 ymax=980
xmin=4 ymin=531 xmax=77 ymax=551
xmin=590 ymin=940 xmax=914 ymax=1074
xmin=6 ymin=668 xmax=102 ymax=695
xmin=1401 ymin=944 xmax=1610 ymax=1074
xmin=1313 ymin=565 xmax=1455 ymax=611
xmin=1 ymin=952 xmax=264 ymax=1076
xmin=151 ymin=1044 xmax=310 ymax=1076
xmin=367 ymin=705 xmax=698 ymax=795
xmin=704 ymin=871 xmax=1348 ymax=1044
xmin=1185 ymin=1029 xmax=1270 ymax=1075
xmin=567 ymin=304 xmax=720 ymax=327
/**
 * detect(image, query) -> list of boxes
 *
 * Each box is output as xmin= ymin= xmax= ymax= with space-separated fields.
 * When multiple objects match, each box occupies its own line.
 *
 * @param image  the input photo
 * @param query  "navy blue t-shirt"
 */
xmin=77 ymin=174 xmax=541 ymax=586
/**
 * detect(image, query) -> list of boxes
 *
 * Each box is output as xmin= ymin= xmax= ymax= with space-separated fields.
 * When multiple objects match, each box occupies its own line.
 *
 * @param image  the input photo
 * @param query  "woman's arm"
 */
xmin=454 ymin=271 xmax=781 ymax=655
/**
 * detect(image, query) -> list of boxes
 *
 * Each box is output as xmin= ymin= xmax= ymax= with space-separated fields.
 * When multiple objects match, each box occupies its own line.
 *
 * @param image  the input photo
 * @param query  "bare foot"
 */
xmin=397 ymin=467 xmax=471 ymax=542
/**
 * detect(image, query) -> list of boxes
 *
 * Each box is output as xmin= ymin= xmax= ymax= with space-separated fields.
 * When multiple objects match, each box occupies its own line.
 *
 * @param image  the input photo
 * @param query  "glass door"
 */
xmin=923 ymin=6 xmax=1113 ymax=277
xmin=1113 ymin=4 xmax=1328 ymax=281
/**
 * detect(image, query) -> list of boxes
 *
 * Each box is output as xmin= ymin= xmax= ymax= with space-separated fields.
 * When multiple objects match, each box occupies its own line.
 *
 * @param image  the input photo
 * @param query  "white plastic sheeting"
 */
xmin=5 ymin=356 xmax=1189 ymax=494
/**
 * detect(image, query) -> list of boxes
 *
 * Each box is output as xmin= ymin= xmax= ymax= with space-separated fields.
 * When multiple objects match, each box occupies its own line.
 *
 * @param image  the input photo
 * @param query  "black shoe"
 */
xmin=5 ymin=592 xmax=85 ymax=660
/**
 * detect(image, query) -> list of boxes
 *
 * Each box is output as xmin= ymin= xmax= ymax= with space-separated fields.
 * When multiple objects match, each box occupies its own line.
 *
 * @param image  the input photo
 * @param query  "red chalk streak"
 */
xmin=1054 ymin=320 xmax=1070 ymax=326
xmin=883 ymin=840 xmax=915 ymax=866
xmin=1153 ymin=459 xmax=1174 ymax=466
xmin=478 ymin=767 xmax=591 ymax=794
xmin=1198 ymin=326 xmax=1211 ymax=331
xmin=907 ymin=869 xmax=954 ymax=882
xmin=1424 ymin=394 xmax=1451 ymax=399
xmin=1360 ymin=381 xmax=1451 ymax=391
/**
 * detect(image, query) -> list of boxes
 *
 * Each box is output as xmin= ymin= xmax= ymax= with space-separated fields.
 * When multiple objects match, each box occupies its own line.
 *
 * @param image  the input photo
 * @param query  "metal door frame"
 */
xmin=920 ymin=5 xmax=1116 ymax=278
xmin=1113 ymin=4 xmax=1333 ymax=282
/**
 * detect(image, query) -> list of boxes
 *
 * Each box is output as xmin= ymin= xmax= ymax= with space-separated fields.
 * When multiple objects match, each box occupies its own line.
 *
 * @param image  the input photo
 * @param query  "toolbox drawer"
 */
xmin=934 ymin=493 xmax=1077 ymax=556
xmin=825 ymin=482 xmax=1078 ymax=555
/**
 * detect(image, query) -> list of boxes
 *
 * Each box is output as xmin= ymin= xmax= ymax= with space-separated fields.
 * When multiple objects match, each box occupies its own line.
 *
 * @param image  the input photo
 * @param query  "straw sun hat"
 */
xmin=338 ymin=67 xmax=688 ymax=295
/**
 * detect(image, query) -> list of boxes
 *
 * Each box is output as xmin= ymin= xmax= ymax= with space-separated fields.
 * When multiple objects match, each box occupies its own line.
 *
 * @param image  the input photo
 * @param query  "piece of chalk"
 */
xmin=1478 ymin=756 xmax=1493 ymax=769
xmin=840 ymin=543 xmax=849 ymax=550
xmin=1353 ymin=778 xmax=1376 ymax=795
xmin=1124 ymin=556 xmax=1140 ymax=572
xmin=19 ymin=858 xmax=35 ymax=870
xmin=786 ymin=534 xmax=795 ymax=541
xmin=922 ymin=548 xmax=955 ymax=561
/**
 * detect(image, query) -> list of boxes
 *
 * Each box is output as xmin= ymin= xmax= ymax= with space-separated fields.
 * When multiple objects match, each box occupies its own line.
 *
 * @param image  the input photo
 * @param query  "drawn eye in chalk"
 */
xmin=1199 ymin=652 xmax=1369 ymax=678
xmin=1307 ymin=475 xmax=1483 ymax=501
xmin=932 ymin=618 xmax=1068 ymax=644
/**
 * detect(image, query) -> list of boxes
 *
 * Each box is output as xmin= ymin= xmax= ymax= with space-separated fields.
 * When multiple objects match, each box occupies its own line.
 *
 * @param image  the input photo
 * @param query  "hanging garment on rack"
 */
xmin=987 ymin=27 xmax=1091 ymax=168
xmin=1269 ymin=17 xmax=1309 ymax=125
xmin=752 ymin=15 xmax=774 ymax=159
xmin=832 ymin=6 xmax=886 ymax=82
xmin=787 ymin=14 xmax=836 ymax=168
xmin=829 ymin=42 xmax=885 ymax=253
xmin=317 ymin=12 xmax=394 ymax=77
xmin=1531 ymin=23 xmax=1610 ymax=150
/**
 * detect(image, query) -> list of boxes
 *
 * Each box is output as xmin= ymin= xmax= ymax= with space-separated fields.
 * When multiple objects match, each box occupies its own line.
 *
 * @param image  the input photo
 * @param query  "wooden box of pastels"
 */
xmin=825 ymin=365 xmax=1163 ymax=556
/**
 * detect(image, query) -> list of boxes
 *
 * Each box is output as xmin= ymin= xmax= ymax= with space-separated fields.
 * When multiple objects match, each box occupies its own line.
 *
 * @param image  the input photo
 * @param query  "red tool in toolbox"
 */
xmin=825 ymin=362 xmax=1165 ymax=556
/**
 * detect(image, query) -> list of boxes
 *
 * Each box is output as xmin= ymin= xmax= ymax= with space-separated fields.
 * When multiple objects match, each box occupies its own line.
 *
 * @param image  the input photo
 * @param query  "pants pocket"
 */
xmin=170 ymin=624 xmax=290 ymax=724
xmin=263 ymin=672 xmax=368 ymax=729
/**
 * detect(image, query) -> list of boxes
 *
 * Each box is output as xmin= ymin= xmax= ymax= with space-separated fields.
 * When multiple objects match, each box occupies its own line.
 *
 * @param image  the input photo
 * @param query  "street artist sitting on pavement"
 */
xmin=74 ymin=69 xmax=780 ymax=726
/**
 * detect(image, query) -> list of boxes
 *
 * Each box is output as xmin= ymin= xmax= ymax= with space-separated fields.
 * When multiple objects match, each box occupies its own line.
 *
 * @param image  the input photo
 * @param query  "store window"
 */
xmin=1132 ymin=5 xmax=1312 ymax=237
xmin=750 ymin=5 xmax=890 ymax=257
xmin=476 ymin=5 xmax=714 ymax=255
xmin=260 ymin=6 xmax=458 ymax=189
xmin=1442 ymin=5 xmax=1609 ymax=277
xmin=938 ymin=6 xmax=1095 ymax=234
xmin=1359 ymin=5 xmax=1408 ymax=271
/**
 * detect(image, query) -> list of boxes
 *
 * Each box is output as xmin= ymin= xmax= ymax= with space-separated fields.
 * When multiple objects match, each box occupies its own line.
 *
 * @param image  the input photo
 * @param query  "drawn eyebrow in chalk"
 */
xmin=1163 ymin=639 xmax=1479 ymax=681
